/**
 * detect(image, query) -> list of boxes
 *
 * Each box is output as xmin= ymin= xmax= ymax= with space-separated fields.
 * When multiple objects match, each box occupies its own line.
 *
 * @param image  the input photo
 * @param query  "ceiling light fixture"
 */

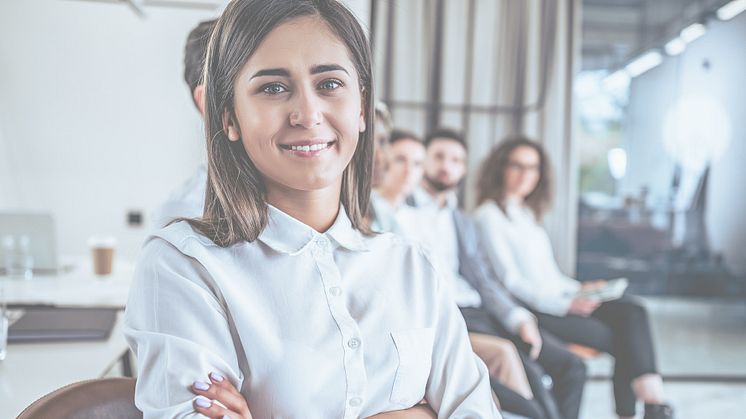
xmin=625 ymin=51 xmax=663 ymax=77
xmin=680 ymin=23 xmax=707 ymax=43
xmin=664 ymin=37 xmax=687 ymax=56
xmin=717 ymin=0 xmax=746 ymax=20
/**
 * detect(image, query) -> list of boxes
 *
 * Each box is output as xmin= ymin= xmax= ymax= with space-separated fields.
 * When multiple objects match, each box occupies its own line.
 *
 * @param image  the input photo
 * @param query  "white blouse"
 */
xmin=473 ymin=200 xmax=581 ymax=316
xmin=124 ymin=205 xmax=500 ymax=419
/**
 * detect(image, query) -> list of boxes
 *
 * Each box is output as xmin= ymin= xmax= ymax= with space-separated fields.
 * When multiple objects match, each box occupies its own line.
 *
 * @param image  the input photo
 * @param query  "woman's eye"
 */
xmin=319 ymin=79 xmax=343 ymax=90
xmin=261 ymin=83 xmax=287 ymax=95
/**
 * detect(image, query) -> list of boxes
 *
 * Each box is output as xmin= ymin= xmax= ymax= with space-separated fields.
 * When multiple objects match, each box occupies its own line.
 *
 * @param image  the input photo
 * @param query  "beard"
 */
xmin=424 ymin=174 xmax=458 ymax=192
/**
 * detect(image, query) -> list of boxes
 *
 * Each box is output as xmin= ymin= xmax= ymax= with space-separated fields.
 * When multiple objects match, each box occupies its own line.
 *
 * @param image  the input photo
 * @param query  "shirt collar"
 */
xmin=258 ymin=204 xmax=368 ymax=255
xmin=412 ymin=186 xmax=458 ymax=210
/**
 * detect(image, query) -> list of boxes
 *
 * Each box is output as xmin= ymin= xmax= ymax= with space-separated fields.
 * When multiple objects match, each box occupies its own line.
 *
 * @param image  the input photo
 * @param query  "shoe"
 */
xmin=643 ymin=403 xmax=674 ymax=419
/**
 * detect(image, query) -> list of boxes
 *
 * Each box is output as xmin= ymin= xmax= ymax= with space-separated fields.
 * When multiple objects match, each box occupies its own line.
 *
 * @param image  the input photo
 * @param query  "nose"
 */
xmin=289 ymin=88 xmax=323 ymax=128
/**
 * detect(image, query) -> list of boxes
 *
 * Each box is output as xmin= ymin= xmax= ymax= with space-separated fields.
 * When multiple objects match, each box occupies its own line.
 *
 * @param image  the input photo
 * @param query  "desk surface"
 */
xmin=0 ymin=311 xmax=129 ymax=418
xmin=2 ymin=260 xmax=134 ymax=309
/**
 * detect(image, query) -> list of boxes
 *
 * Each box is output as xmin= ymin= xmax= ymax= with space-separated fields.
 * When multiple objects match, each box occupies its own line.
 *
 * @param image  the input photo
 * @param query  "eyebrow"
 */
xmin=250 ymin=64 xmax=349 ymax=80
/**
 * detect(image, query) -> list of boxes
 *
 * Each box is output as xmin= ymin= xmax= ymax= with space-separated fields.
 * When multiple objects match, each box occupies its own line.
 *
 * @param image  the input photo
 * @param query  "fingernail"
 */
xmin=193 ymin=380 xmax=210 ymax=391
xmin=194 ymin=396 xmax=212 ymax=408
xmin=222 ymin=416 xmax=231 ymax=419
xmin=210 ymin=372 xmax=225 ymax=382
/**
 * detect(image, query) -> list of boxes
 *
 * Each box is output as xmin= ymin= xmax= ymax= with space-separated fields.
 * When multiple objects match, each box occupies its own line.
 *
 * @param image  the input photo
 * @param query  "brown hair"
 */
xmin=424 ymin=127 xmax=467 ymax=150
xmin=476 ymin=137 xmax=552 ymax=220
xmin=183 ymin=0 xmax=373 ymax=246
xmin=183 ymin=19 xmax=217 ymax=101
xmin=389 ymin=129 xmax=422 ymax=145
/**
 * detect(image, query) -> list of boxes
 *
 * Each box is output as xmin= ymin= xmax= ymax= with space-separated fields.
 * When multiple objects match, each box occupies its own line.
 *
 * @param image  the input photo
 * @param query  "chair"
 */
xmin=566 ymin=343 xmax=602 ymax=360
xmin=17 ymin=377 xmax=142 ymax=419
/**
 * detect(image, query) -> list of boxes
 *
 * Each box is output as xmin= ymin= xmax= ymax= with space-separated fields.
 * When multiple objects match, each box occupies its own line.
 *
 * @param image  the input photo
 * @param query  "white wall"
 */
xmin=0 ymin=124 xmax=19 ymax=207
xmin=624 ymin=12 xmax=746 ymax=275
xmin=0 ymin=0 xmax=370 ymax=261
xmin=0 ymin=0 xmax=219 ymax=260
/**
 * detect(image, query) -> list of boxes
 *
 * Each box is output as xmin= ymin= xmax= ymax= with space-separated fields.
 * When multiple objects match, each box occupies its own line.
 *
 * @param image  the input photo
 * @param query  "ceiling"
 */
xmin=581 ymin=0 xmax=730 ymax=71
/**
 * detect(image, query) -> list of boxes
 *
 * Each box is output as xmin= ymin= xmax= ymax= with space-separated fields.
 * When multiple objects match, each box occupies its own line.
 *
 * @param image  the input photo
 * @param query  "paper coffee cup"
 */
xmin=88 ymin=236 xmax=117 ymax=276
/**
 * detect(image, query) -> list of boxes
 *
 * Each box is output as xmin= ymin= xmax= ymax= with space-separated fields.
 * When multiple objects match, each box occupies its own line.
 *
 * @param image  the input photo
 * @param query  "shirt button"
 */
xmin=348 ymin=397 xmax=363 ymax=407
xmin=329 ymin=286 xmax=342 ymax=296
xmin=347 ymin=338 xmax=361 ymax=349
xmin=315 ymin=236 xmax=328 ymax=248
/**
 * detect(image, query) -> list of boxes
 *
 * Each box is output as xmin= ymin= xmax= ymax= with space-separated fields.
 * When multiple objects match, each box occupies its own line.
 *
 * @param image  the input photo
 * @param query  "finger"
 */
xmin=209 ymin=372 xmax=250 ymax=411
xmin=192 ymin=379 xmax=247 ymax=414
xmin=193 ymin=396 xmax=237 ymax=419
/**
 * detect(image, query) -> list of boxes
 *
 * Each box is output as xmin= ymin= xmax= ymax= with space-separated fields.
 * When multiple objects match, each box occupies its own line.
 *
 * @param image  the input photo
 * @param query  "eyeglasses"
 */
xmin=506 ymin=161 xmax=540 ymax=172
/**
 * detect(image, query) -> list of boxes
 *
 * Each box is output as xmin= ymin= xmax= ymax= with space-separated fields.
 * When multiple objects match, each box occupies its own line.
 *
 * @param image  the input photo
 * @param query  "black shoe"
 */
xmin=643 ymin=403 xmax=674 ymax=419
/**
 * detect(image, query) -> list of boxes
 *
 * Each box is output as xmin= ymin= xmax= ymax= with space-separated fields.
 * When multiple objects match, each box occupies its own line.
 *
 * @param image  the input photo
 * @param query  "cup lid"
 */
xmin=87 ymin=236 xmax=117 ymax=247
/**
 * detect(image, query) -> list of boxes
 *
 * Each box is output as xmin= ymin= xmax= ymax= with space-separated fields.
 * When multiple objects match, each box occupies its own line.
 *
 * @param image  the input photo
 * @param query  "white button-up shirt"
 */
xmin=401 ymin=188 xmax=483 ymax=308
xmin=124 ymin=205 xmax=500 ymax=419
xmin=473 ymin=200 xmax=581 ymax=316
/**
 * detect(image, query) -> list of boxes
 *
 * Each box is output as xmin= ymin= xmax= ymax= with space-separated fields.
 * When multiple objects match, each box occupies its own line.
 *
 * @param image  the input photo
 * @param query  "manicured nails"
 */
xmin=193 ymin=380 xmax=210 ymax=391
xmin=209 ymin=372 xmax=225 ymax=382
xmin=194 ymin=396 xmax=212 ymax=408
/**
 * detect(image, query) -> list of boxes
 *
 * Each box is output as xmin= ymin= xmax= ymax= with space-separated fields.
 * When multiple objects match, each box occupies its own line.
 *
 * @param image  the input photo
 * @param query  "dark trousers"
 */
xmin=460 ymin=307 xmax=586 ymax=419
xmin=536 ymin=295 xmax=658 ymax=417
xmin=491 ymin=379 xmax=545 ymax=419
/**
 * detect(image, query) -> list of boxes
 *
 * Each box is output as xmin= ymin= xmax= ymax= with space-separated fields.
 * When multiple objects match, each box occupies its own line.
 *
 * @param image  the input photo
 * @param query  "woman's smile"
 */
xmin=278 ymin=139 xmax=337 ymax=157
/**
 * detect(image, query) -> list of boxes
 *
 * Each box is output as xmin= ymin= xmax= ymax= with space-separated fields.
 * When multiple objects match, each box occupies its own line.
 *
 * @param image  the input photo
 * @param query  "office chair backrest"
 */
xmin=17 ymin=377 xmax=142 ymax=419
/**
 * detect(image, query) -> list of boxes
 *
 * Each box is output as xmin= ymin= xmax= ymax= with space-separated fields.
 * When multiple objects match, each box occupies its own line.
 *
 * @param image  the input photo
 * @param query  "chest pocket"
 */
xmin=389 ymin=328 xmax=435 ymax=407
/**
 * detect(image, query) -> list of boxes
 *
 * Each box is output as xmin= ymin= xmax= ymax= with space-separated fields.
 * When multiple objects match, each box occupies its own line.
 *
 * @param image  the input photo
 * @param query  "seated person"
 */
xmin=473 ymin=137 xmax=674 ymax=419
xmin=151 ymin=19 xmax=216 ymax=229
xmin=371 ymin=129 xmax=538 ymax=418
xmin=399 ymin=129 xmax=588 ymax=419
xmin=124 ymin=1 xmax=500 ymax=418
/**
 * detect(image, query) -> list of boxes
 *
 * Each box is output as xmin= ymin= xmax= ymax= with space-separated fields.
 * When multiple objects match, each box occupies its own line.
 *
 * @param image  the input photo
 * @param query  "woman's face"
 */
xmin=381 ymin=138 xmax=425 ymax=197
xmin=224 ymin=16 xmax=365 ymax=197
xmin=503 ymin=145 xmax=541 ymax=200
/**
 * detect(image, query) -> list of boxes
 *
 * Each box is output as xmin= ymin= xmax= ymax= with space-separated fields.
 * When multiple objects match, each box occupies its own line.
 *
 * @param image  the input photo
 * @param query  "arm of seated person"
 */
xmin=366 ymin=404 xmax=436 ymax=419
xmin=190 ymin=374 xmax=436 ymax=419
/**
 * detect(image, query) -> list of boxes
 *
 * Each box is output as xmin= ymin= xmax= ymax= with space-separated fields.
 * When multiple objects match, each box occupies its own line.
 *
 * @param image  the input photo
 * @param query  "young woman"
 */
xmin=473 ymin=138 xmax=674 ymax=419
xmin=123 ymin=1 xmax=499 ymax=418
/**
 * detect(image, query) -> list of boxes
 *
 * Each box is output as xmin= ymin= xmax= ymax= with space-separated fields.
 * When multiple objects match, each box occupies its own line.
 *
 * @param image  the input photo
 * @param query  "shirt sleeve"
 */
xmin=123 ymin=238 xmax=244 ymax=419
xmin=475 ymin=207 xmax=579 ymax=317
xmin=422 ymin=252 xmax=502 ymax=419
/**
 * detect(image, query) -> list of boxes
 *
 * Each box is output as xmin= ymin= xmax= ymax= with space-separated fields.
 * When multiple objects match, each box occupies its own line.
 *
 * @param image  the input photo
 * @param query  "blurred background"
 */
xmin=0 ymin=0 xmax=744 ymax=418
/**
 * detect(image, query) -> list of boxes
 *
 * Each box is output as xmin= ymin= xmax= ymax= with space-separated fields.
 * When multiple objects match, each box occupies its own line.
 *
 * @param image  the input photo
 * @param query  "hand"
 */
xmin=568 ymin=297 xmax=601 ymax=317
xmin=366 ymin=404 xmax=436 ymax=418
xmin=191 ymin=372 xmax=253 ymax=419
xmin=517 ymin=320 xmax=543 ymax=360
xmin=581 ymin=279 xmax=607 ymax=291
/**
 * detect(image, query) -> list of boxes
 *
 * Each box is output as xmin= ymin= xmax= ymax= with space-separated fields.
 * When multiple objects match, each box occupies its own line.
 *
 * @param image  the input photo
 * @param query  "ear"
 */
xmin=358 ymin=92 xmax=366 ymax=133
xmin=193 ymin=85 xmax=206 ymax=116
xmin=222 ymin=110 xmax=241 ymax=142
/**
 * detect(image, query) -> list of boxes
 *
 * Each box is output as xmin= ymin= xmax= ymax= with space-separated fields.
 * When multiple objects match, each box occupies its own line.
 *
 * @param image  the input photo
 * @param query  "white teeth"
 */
xmin=289 ymin=143 xmax=330 ymax=152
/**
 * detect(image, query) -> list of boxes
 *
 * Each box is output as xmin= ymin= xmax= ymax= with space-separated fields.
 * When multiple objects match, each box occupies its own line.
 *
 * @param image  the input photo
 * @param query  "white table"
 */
xmin=2 ymin=260 xmax=134 ymax=308
xmin=0 ymin=261 xmax=135 ymax=418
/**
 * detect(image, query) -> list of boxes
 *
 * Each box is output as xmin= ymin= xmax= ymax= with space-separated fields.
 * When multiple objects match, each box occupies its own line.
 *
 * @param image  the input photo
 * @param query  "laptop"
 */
xmin=7 ymin=307 xmax=118 ymax=343
xmin=0 ymin=212 xmax=59 ymax=274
